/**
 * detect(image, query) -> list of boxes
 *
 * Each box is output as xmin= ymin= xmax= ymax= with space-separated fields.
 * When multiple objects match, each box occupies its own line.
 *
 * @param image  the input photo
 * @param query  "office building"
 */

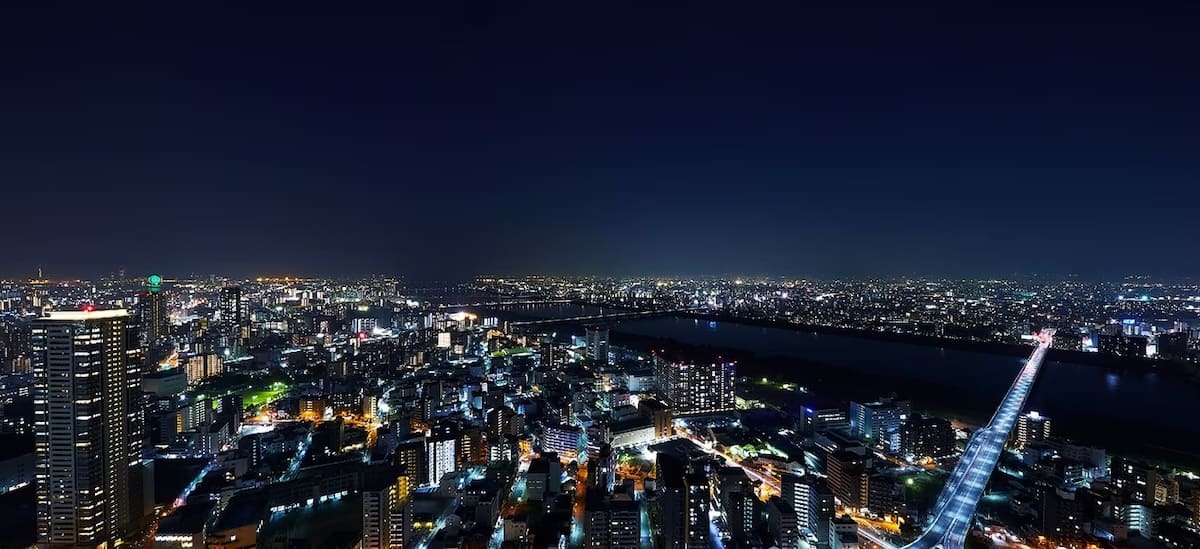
xmin=658 ymin=361 xmax=736 ymax=416
xmin=585 ymin=326 xmax=609 ymax=364
xmin=804 ymin=406 xmax=850 ymax=434
xmin=33 ymin=309 xmax=141 ymax=547
xmin=526 ymin=453 xmax=563 ymax=502
xmin=849 ymin=398 xmax=910 ymax=445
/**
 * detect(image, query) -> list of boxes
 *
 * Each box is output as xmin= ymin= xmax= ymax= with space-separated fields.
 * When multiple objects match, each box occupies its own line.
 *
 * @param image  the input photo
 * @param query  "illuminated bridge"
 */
xmin=866 ymin=330 xmax=1054 ymax=549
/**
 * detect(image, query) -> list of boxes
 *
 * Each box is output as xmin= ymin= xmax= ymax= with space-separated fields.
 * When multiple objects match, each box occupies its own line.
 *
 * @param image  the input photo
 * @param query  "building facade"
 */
xmin=33 ymin=310 xmax=142 ymax=547
xmin=658 ymin=361 xmax=736 ymax=416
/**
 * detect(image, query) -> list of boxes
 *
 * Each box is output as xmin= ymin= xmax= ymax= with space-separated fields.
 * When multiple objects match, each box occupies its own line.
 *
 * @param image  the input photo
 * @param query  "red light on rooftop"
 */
xmin=81 ymin=304 xmax=96 ymax=312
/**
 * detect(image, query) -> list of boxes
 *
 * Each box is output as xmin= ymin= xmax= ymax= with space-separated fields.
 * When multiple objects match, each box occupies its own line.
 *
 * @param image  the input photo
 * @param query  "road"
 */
xmin=895 ymin=330 xmax=1053 ymax=549
xmin=680 ymin=432 xmax=781 ymax=495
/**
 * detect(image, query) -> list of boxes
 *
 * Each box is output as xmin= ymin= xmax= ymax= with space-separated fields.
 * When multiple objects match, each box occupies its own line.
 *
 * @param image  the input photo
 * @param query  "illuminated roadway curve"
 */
xmin=894 ymin=330 xmax=1054 ymax=549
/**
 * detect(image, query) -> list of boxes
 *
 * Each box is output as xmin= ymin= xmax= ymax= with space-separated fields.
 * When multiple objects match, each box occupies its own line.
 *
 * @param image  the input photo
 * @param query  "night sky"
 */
xmin=2 ymin=4 xmax=1197 ymax=280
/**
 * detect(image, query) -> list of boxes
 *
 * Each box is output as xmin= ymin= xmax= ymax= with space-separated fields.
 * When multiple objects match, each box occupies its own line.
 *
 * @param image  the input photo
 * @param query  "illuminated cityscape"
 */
xmin=3 ymin=4 xmax=1200 ymax=549
xmin=0 ymin=276 xmax=1197 ymax=548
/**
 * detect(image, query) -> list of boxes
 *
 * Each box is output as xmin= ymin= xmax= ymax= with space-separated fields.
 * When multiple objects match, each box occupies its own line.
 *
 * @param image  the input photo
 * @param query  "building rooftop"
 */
xmin=609 ymin=416 xmax=653 ymax=433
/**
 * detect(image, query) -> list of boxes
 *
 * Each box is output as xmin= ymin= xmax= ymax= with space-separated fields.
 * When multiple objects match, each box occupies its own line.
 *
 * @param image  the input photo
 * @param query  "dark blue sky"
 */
xmin=1 ymin=3 xmax=1197 ymax=280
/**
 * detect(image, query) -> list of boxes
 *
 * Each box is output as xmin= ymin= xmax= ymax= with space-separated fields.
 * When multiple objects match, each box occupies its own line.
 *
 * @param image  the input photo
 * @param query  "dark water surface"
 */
xmin=472 ymin=302 xmax=1200 ymax=467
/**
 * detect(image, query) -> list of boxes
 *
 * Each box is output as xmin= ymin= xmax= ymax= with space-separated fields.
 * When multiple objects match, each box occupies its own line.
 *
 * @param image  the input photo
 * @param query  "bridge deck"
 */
xmin=873 ymin=330 xmax=1053 ymax=549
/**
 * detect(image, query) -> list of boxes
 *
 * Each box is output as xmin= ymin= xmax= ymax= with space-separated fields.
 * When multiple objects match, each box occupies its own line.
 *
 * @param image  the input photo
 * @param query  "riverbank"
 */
xmin=555 ymin=299 xmax=1198 ymax=379
xmin=467 ymin=299 xmax=1200 ymax=470
xmin=605 ymin=330 xmax=1200 ymax=471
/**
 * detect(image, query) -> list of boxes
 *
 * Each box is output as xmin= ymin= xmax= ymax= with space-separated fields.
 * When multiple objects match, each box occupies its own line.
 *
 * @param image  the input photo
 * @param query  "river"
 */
xmin=464 ymin=301 xmax=1200 ymax=468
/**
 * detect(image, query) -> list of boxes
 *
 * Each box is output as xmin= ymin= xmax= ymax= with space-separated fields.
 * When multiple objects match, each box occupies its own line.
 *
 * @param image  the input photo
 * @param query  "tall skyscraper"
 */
xmin=219 ymin=286 xmax=243 ymax=328
xmin=657 ymin=361 xmax=736 ymax=416
xmin=585 ymin=325 xmax=609 ymax=365
xmin=141 ymin=275 xmax=169 ymax=344
xmin=1015 ymin=411 xmax=1052 ymax=449
xmin=33 ymin=309 xmax=141 ymax=547
xmin=219 ymin=286 xmax=248 ymax=355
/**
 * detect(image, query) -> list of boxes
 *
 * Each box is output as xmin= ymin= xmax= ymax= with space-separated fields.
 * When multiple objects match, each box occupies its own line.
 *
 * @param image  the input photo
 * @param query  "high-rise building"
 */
xmin=219 ymin=286 xmax=244 ymax=331
xmin=33 ymin=309 xmax=142 ymax=547
xmin=780 ymin=473 xmax=834 ymax=543
xmin=362 ymin=467 xmax=410 ymax=549
xmin=684 ymin=471 xmax=711 ymax=548
xmin=585 ymin=326 xmax=610 ymax=365
xmin=765 ymin=497 xmax=800 ymax=549
xmin=1015 ymin=411 xmax=1052 ymax=449
xmin=541 ymin=423 xmax=583 ymax=461
xmin=426 ymin=423 xmax=458 ymax=486
xmin=657 ymin=361 xmax=736 ymax=416
xmin=901 ymin=414 xmax=955 ymax=460
xmin=849 ymin=398 xmax=910 ymax=445
xmin=804 ymin=406 xmax=850 ymax=435
xmin=185 ymin=353 xmax=224 ymax=386
xmin=142 ymin=291 xmax=168 ymax=344
xmin=717 ymin=468 xmax=757 ymax=542
xmin=584 ymin=492 xmax=640 ymax=549
xmin=826 ymin=450 xmax=870 ymax=508
xmin=395 ymin=435 xmax=427 ymax=486
xmin=656 ymin=453 xmax=686 ymax=548
xmin=457 ymin=425 xmax=487 ymax=468
xmin=783 ymin=473 xmax=815 ymax=537
xmin=218 ymin=286 xmax=247 ymax=354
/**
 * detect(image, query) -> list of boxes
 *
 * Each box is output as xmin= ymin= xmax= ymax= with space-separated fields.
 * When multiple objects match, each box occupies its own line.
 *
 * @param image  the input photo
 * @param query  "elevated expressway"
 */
xmin=866 ymin=330 xmax=1054 ymax=549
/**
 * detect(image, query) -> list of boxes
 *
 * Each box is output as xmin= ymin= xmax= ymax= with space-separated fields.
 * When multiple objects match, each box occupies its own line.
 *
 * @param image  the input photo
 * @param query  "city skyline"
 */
xmin=3 ymin=269 xmax=1198 ymax=548
xmin=3 ymin=4 xmax=1199 ymax=279
xmin=3 ymin=4 xmax=1199 ymax=548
